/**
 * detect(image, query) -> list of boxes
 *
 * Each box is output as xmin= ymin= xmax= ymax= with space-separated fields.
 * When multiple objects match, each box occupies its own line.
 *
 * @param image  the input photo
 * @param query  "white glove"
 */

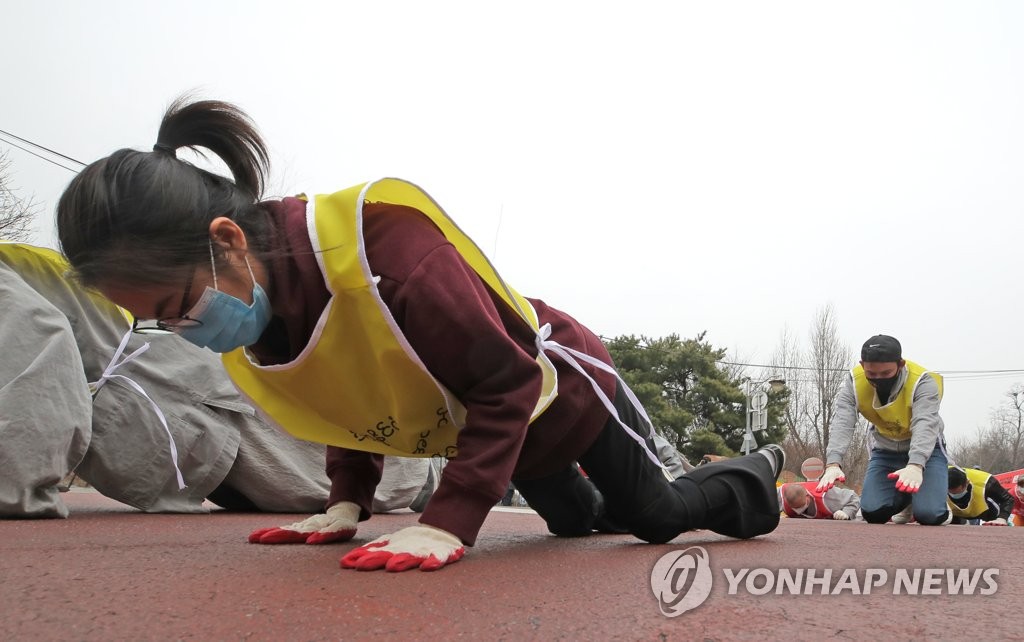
xmin=832 ymin=510 xmax=851 ymax=520
xmin=888 ymin=465 xmax=923 ymax=493
xmin=983 ymin=517 xmax=1008 ymax=526
xmin=340 ymin=524 xmax=465 ymax=572
xmin=248 ymin=501 xmax=360 ymax=545
xmin=816 ymin=465 xmax=846 ymax=492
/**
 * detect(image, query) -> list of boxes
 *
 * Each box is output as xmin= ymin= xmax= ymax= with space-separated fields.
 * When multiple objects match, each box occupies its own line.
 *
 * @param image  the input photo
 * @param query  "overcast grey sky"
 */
xmin=3 ymin=1 xmax=1024 ymax=446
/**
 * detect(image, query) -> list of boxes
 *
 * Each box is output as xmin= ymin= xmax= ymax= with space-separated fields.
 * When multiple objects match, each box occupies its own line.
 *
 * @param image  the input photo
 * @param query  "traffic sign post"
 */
xmin=801 ymin=457 xmax=825 ymax=481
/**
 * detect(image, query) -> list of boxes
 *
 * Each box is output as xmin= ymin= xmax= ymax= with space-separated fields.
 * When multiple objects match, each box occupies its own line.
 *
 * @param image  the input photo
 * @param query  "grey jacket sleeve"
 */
xmin=81 ymin=334 xmax=242 ymax=514
xmin=906 ymin=373 xmax=944 ymax=467
xmin=82 ymin=333 xmax=332 ymax=514
xmin=823 ymin=487 xmax=860 ymax=519
xmin=0 ymin=270 xmax=92 ymax=518
xmin=372 ymin=457 xmax=432 ymax=513
xmin=826 ymin=374 xmax=859 ymax=466
xmin=653 ymin=431 xmax=693 ymax=476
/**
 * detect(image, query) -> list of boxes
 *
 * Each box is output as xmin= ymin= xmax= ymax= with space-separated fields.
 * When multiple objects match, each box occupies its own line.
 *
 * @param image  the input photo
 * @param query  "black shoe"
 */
xmin=754 ymin=444 xmax=786 ymax=480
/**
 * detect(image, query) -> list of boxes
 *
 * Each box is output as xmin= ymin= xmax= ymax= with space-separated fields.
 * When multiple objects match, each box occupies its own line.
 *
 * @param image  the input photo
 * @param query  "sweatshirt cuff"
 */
xmin=418 ymin=480 xmax=497 ymax=546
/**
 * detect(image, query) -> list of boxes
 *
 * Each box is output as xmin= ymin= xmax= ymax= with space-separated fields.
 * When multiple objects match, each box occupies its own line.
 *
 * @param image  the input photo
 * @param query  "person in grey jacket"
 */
xmin=0 ymin=242 xmax=432 ymax=519
xmin=816 ymin=334 xmax=950 ymax=525
xmin=779 ymin=483 xmax=860 ymax=520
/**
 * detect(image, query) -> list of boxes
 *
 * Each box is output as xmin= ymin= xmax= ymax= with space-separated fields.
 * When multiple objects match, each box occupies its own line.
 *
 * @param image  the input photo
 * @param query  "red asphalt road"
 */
xmin=2 ymin=490 xmax=1020 ymax=641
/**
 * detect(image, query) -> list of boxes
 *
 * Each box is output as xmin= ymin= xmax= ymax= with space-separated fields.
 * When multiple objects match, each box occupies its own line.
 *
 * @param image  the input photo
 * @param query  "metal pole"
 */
xmin=743 ymin=381 xmax=752 ymax=455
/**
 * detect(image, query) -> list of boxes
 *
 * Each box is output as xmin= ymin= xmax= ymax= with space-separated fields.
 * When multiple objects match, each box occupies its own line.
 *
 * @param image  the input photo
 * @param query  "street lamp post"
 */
xmin=742 ymin=377 xmax=786 ymax=455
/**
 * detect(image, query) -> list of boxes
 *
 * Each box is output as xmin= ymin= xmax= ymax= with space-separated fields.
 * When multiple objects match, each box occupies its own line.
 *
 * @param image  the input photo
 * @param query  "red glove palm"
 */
xmin=340 ymin=525 xmax=464 ymax=572
xmin=887 ymin=465 xmax=923 ymax=493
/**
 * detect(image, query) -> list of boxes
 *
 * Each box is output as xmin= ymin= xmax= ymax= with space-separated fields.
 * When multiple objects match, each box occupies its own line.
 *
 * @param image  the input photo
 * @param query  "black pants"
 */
xmin=513 ymin=381 xmax=780 ymax=543
xmin=207 ymin=482 xmax=260 ymax=512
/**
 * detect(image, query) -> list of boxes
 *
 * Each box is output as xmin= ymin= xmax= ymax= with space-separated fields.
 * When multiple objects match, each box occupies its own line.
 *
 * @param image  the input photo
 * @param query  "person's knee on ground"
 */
xmin=862 ymin=505 xmax=900 ymax=524
xmin=860 ymin=492 xmax=908 ymax=524
xmin=915 ymin=506 xmax=952 ymax=525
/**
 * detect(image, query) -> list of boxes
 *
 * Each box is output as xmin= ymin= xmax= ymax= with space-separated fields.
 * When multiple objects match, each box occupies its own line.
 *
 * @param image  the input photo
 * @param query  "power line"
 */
xmin=0 ymin=128 xmax=86 ymax=167
xmin=0 ymin=134 xmax=79 ymax=173
xmin=0 ymin=129 xmax=84 ymax=173
xmin=601 ymin=340 xmax=1024 ymax=378
xmin=715 ymin=359 xmax=1024 ymax=377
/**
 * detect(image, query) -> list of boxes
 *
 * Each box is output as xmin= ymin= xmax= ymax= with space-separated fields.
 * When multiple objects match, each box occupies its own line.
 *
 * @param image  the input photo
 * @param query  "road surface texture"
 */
xmin=2 ymin=490 xmax=1017 ymax=640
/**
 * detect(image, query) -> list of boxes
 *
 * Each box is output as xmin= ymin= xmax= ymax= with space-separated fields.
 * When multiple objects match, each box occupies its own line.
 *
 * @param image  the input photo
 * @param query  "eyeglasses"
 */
xmin=131 ymin=266 xmax=202 ymax=334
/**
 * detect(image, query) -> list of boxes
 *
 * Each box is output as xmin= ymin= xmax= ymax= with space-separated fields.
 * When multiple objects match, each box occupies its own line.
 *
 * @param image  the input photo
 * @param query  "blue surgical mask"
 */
xmin=949 ymin=485 xmax=970 ymax=500
xmin=177 ymin=246 xmax=272 ymax=353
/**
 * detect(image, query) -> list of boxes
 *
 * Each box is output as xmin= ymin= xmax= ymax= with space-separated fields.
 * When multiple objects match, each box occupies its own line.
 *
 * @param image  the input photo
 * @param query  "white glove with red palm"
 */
xmin=248 ymin=501 xmax=360 ymax=545
xmin=340 ymin=525 xmax=465 ymax=572
xmin=888 ymin=465 xmax=924 ymax=493
xmin=816 ymin=464 xmax=846 ymax=492
xmin=983 ymin=517 xmax=1008 ymax=526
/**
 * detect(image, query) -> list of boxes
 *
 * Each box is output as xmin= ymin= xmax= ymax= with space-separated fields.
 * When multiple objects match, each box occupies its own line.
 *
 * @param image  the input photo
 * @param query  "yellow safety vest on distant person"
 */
xmin=947 ymin=467 xmax=992 ymax=519
xmin=852 ymin=360 xmax=943 ymax=441
xmin=223 ymin=178 xmax=559 ymax=458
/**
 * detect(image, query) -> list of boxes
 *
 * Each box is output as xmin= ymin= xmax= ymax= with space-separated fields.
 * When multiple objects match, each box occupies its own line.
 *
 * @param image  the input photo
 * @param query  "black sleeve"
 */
xmin=986 ymin=477 xmax=1014 ymax=520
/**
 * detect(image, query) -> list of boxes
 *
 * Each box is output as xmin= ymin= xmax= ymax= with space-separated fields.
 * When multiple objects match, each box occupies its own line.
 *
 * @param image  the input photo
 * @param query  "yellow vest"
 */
xmin=852 ymin=360 xmax=943 ymax=441
xmin=223 ymin=178 xmax=559 ymax=457
xmin=0 ymin=242 xmax=130 ymax=326
xmin=947 ymin=467 xmax=991 ymax=519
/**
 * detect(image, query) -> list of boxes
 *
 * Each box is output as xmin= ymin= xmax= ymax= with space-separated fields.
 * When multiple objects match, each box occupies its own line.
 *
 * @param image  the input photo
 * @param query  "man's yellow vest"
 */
xmin=222 ymin=178 xmax=559 ymax=458
xmin=852 ymin=360 xmax=943 ymax=441
xmin=947 ymin=467 xmax=991 ymax=519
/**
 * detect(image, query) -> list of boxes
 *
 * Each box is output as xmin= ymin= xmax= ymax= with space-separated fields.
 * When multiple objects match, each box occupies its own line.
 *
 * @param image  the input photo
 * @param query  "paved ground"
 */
xmin=2 ymin=490 xmax=1019 ymax=641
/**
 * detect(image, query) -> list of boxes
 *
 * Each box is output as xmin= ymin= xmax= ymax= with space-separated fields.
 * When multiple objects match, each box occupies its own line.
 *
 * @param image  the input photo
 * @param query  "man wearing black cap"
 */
xmin=816 ymin=334 xmax=951 ymax=525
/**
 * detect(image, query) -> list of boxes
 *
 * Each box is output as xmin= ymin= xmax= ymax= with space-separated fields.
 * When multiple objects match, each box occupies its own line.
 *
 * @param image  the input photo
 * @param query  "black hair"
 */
xmin=56 ymin=95 xmax=272 ymax=289
xmin=947 ymin=467 xmax=967 ymax=490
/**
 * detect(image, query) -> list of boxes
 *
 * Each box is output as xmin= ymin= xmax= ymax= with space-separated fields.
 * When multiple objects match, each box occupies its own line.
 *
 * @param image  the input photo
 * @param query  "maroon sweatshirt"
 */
xmin=251 ymin=196 xmax=616 ymax=545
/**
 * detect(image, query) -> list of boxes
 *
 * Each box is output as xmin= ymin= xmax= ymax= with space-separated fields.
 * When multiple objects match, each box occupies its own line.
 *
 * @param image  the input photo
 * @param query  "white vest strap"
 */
xmin=535 ymin=324 xmax=673 ymax=481
xmin=89 ymin=330 xmax=187 ymax=490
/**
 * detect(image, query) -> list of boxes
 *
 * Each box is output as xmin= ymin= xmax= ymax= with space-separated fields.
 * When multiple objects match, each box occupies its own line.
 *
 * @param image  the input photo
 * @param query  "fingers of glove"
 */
xmin=385 ymin=553 xmax=425 ymax=572
xmin=305 ymin=528 xmax=357 ymax=545
xmin=817 ymin=470 xmax=845 ymax=492
xmin=350 ymin=550 xmax=394 ymax=571
xmin=420 ymin=547 xmax=465 ymax=572
xmin=254 ymin=527 xmax=314 ymax=544
xmin=896 ymin=481 xmax=920 ymax=493
xmin=339 ymin=541 xmax=390 ymax=569
xmin=248 ymin=527 xmax=277 ymax=543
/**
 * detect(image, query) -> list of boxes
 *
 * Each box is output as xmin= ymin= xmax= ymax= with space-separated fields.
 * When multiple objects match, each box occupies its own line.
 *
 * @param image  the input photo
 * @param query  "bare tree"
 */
xmin=771 ymin=326 xmax=814 ymax=466
xmin=803 ymin=304 xmax=849 ymax=456
xmin=0 ymin=152 xmax=38 ymax=242
xmin=951 ymin=385 xmax=1024 ymax=473
xmin=841 ymin=418 xmax=872 ymax=493
xmin=773 ymin=305 xmax=862 ymax=483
